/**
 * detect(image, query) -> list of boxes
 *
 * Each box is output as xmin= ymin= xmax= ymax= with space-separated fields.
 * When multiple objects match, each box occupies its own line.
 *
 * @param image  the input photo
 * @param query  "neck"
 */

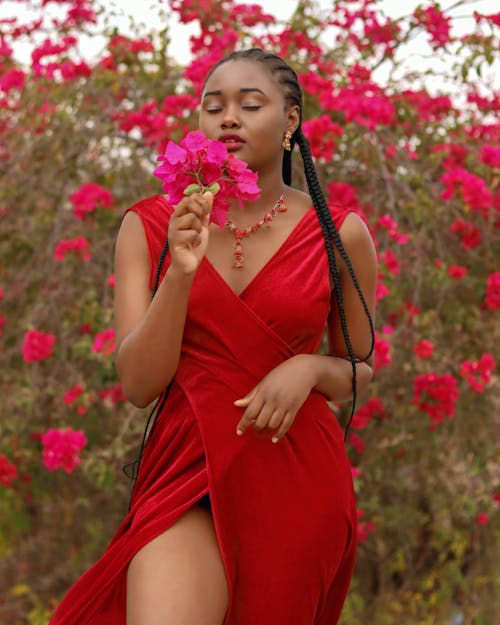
xmin=229 ymin=167 xmax=285 ymax=218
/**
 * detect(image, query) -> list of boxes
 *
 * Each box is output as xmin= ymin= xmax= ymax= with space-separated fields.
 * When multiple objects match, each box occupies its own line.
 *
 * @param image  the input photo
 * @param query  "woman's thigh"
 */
xmin=126 ymin=504 xmax=228 ymax=625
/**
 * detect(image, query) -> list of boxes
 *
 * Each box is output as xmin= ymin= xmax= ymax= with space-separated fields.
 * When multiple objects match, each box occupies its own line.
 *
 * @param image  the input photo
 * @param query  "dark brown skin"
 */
xmin=114 ymin=59 xmax=377 ymax=444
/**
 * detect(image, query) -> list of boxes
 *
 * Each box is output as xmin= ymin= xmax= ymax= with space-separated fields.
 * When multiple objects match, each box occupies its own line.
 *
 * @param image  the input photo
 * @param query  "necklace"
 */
xmin=225 ymin=193 xmax=287 ymax=269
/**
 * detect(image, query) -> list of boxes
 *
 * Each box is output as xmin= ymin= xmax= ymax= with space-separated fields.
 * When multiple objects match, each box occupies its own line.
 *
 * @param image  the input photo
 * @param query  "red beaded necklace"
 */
xmin=225 ymin=193 xmax=287 ymax=269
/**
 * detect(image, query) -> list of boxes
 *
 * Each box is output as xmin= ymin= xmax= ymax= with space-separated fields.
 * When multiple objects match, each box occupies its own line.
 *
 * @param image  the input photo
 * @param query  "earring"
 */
xmin=282 ymin=130 xmax=292 ymax=151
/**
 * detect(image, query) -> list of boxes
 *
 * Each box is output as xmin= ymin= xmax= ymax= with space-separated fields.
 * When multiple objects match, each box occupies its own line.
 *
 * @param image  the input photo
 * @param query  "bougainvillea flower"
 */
xmin=154 ymin=130 xmax=260 ymax=227
xmin=22 ymin=329 xmax=56 ymax=363
xmin=413 ymin=339 xmax=434 ymax=359
xmin=413 ymin=372 xmax=459 ymax=424
xmin=91 ymin=328 xmax=115 ymax=356
xmin=460 ymin=353 xmax=496 ymax=392
xmin=484 ymin=272 xmax=500 ymax=311
xmin=70 ymin=182 xmax=114 ymax=219
xmin=0 ymin=453 xmax=18 ymax=487
xmin=41 ymin=427 xmax=87 ymax=473
xmin=53 ymin=236 xmax=91 ymax=261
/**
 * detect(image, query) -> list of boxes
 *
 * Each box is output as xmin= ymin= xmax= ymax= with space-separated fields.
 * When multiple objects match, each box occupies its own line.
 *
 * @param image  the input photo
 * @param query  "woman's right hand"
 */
xmin=168 ymin=191 xmax=213 ymax=277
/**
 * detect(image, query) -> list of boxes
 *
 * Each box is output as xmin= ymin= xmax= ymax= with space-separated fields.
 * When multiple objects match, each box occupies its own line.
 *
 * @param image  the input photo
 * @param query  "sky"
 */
xmin=1 ymin=0 xmax=499 ymax=93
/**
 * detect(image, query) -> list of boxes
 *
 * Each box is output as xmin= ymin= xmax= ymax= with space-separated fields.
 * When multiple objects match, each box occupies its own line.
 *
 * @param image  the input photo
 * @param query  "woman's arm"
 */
xmin=114 ymin=193 xmax=212 ymax=408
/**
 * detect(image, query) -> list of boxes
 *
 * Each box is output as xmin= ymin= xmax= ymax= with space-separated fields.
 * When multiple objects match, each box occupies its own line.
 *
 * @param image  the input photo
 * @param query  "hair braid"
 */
xmin=296 ymin=131 xmax=374 ymax=435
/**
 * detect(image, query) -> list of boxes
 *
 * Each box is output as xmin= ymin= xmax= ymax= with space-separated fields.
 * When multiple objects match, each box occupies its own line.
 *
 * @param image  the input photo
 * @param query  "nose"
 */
xmin=221 ymin=105 xmax=240 ymax=129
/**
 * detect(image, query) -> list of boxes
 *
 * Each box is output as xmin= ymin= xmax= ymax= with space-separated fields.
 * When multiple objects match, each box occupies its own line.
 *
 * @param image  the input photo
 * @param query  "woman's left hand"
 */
xmin=234 ymin=355 xmax=316 ymax=443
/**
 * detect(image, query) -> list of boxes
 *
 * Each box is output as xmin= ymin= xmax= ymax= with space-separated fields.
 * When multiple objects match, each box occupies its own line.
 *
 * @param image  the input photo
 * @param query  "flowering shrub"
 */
xmin=0 ymin=0 xmax=498 ymax=623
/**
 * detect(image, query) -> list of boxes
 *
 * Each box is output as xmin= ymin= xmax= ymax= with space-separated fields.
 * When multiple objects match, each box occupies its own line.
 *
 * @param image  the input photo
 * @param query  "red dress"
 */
xmin=49 ymin=194 xmax=358 ymax=625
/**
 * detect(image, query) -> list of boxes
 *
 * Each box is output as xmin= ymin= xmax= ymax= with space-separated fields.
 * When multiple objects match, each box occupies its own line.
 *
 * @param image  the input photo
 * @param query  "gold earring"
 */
xmin=282 ymin=130 xmax=292 ymax=151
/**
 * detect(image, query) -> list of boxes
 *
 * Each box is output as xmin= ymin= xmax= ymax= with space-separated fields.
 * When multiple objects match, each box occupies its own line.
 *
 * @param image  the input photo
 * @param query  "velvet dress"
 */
xmin=49 ymin=194 xmax=358 ymax=625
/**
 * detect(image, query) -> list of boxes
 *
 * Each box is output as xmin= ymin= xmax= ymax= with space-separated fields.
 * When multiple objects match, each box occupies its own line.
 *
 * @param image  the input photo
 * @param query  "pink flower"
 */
xmin=107 ymin=274 xmax=115 ymax=288
xmin=481 ymin=145 xmax=500 ymax=169
xmin=484 ymin=272 xmax=500 ymax=311
xmin=357 ymin=509 xmax=376 ymax=543
xmin=91 ymin=328 xmax=115 ymax=356
xmin=348 ymin=433 xmax=365 ymax=453
xmin=154 ymin=130 xmax=260 ymax=227
xmin=440 ymin=167 xmax=492 ymax=219
xmin=413 ymin=372 xmax=459 ymax=425
xmin=382 ymin=249 xmax=399 ymax=275
xmin=476 ymin=512 xmax=490 ymax=526
xmin=0 ymin=453 xmax=18 ymax=487
xmin=413 ymin=5 xmax=452 ymax=48
xmin=22 ymin=330 xmax=56 ymax=363
xmin=376 ymin=280 xmax=390 ymax=302
xmin=41 ymin=427 xmax=87 ymax=473
xmin=302 ymin=115 xmax=343 ymax=161
xmin=414 ymin=339 xmax=434 ymax=359
xmin=448 ymin=265 xmax=467 ymax=279
xmin=460 ymin=353 xmax=496 ymax=392
xmin=99 ymin=381 xmax=126 ymax=404
xmin=64 ymin=384 xmax=84 ymax=406
xmin=351 ymin=397 xmax=387 ymax=429
xmin=53 ymin=236 xmax=91 ymax=262
xmin=70 ymin=183 xmax=114 ymax=219
xmin=0 ymin=68 xmax=26 ymax=93
xmin=376 ymin=214 xmax=409 ymax=244
xmin=449 ymin=219 xmax=482 ymax=250
xmin=374 ymin=333 xmax=392 ymax=373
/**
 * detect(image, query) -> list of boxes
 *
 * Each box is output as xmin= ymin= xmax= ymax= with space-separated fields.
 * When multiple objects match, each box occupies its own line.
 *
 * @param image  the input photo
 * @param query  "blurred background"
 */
xmin=0 ymin=1 xmax=498 ymax=623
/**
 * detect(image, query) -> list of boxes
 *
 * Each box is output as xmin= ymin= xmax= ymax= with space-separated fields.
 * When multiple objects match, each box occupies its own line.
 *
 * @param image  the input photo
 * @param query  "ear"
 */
xmin=286 ymin=104 xmax=300 ymax=135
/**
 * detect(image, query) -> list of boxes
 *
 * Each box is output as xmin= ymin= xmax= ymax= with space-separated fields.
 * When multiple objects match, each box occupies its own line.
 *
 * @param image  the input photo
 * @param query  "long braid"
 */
xmin=296 ymin=131 xmax=375 ymax=435
xmin=204 ymin=49 xmax=375 ymax=437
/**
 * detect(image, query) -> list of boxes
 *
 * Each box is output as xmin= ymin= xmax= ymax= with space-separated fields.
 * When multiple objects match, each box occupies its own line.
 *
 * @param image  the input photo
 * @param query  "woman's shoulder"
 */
xmin=123 ymin=194 xmax=173 ymax=224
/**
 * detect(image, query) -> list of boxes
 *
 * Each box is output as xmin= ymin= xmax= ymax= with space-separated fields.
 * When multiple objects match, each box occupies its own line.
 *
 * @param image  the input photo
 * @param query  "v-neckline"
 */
xmin=203 ymin=205 xmax=315 ymax=299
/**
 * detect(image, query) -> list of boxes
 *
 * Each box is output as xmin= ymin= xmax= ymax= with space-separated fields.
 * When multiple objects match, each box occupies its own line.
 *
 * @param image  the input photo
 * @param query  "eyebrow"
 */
xmin=203 ymin=88 xmax=266 ymax=98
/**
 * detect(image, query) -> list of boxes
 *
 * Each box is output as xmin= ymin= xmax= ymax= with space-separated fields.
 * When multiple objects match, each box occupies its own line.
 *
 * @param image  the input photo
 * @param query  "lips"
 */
xmin=218 ymin=134 xmax=246 ymax=152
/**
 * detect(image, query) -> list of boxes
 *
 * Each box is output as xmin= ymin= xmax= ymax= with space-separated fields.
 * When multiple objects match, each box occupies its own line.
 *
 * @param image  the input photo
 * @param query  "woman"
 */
xmin=49 ymin=48 xmax=377 ymax=625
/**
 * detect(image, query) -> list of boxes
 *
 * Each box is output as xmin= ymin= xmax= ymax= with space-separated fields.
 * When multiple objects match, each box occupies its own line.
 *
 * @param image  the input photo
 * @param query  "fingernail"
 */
xmin=236 ymin=429 xmax=243 ymax=436
xmin=272 ymin=436 xmax=279 ymax=443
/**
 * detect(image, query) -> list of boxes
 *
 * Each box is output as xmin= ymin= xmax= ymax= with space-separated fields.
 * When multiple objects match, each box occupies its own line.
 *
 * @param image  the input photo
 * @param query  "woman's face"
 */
xmin=199 ymin=59 xmax=296 ymax=173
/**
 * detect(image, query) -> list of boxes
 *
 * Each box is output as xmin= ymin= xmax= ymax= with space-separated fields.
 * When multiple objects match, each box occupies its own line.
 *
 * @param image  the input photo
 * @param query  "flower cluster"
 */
xmin=449 ymin=219 xmax=482 ymax=250
xmin=440 ymin=167 xmax=492 ymax=219
xmin=98 ymin=382 xmax=126 ymax=404
xmin=374 ymin=333 xmax=392 ymax=373
xmin=481 ymin=145 xmax=500 ymax=169
xmin=41 ymin=427 xmax=87 ymax=473
xmin=376 ymin=214 xmax=409 ymax=244
xmin=0 ymin=453 xmax=18 ymax=487
xmin=70 ymin=183 xmax=115 ymax=220
xmin=154 ymin=130 xmax=260 ymax=227
xmin=91 ymin=328 xmax=115 ymax=356
xmin=64 ymin=384 xmax=88 ymax=415
xmin=460 ymin=353 xmax=496 ymax=392
xmin=302 ymin=115 xmax=343 ymax=161
xmin=413 ymin=372 xmax=459 ymax=425
xmin=22 ymin=330 xmax=56 ymax=363
xmin=351 ymin=397 xmax=387 ymax=430
xmin=413 ymin=5 xmax=452 ymax=48
xmin=53 ymin=236 xmax=91 ymax=262
xmin=484 ymin=272 xmax=500 ymax=311
xmin=413 ymin=339 xmax=434 ymax=359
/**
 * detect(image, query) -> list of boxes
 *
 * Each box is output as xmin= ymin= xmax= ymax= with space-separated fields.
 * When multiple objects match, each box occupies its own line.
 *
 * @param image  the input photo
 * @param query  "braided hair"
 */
xmin=205 ymin=49 xmax=375 ymax=434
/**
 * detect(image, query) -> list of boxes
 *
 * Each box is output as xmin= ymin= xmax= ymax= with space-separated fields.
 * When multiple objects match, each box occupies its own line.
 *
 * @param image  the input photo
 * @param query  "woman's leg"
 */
xmin=126 ymin=504 xmax=229 ymax=625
